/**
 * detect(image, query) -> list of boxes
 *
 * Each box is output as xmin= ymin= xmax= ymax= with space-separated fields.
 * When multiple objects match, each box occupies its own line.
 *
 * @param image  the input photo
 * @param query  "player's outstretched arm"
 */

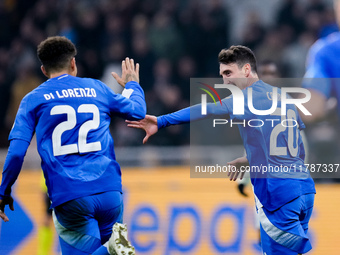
xmin=126 ymin=115 xmax=158 ymax=144
xmin=227 ymin=156 xmax=249 ymax=181
xmin=111 ymin=57 xmax=139 ymax=87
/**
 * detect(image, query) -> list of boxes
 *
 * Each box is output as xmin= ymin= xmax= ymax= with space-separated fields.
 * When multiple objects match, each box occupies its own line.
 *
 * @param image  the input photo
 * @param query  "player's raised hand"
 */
xmin=227 ymin=156 xmax=249 ymax=181
xmin=126 ymin=115 xmax=158 ymax=144
xmin=112 ymin=57 xmax=140 ymax=88
xmin=0 ymin=196 xmax=14 ymax=222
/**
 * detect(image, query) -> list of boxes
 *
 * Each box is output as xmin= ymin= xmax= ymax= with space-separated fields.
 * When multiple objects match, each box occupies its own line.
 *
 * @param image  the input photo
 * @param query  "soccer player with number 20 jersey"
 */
xmin=127 ymin=45 xmax=316 ymax=255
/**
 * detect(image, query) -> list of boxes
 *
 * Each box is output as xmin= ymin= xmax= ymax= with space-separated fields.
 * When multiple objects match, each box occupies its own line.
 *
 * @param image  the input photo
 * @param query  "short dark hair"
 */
xmin=218 ymin=45 xmax=257 ymax=73
xmin=37 ymin=36 xmax=77 ymax=74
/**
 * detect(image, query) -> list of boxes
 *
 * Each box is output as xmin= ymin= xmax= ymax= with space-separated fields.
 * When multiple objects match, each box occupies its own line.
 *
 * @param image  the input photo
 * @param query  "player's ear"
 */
xmin=70 ymin=58 xmax=77 ymax=74
xmin=41 ymin=65 xmax=49 ymax=78
xmin=243 ymin=63 xmax=251 ymax=77
xmin=70 ymin=58 xmax=77 ymax=76
xmin=70 ymin=58 xmax=76 ymax=70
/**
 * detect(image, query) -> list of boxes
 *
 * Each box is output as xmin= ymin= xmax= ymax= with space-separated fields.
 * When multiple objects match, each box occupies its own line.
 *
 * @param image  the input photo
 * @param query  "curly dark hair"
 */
xmin=37 ymin=36 xmax=77 ymax=74
xmin=218 ymin=45 xmax=257 ymax=73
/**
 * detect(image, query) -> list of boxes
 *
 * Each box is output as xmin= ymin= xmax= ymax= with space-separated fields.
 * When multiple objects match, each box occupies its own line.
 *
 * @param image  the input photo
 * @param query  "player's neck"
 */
xmin=48 ymin=67 xmax=76 ymax=79
xmin=244 ymin=73 xmax=259 ymax=88
xmin=246 ymin=78 xmax=259 ymax=87
xmin=48 ymin=71 xmax=75 ymax=79
xmin=48 ymin=71 xmax=71 ymax=79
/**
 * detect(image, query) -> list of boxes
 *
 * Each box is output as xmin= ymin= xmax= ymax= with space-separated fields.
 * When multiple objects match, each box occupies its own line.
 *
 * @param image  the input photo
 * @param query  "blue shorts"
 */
xmin=258 ymin=193 xmax=314 ymax=255
xmin=53 ymin=191 xmax=123 ymax=255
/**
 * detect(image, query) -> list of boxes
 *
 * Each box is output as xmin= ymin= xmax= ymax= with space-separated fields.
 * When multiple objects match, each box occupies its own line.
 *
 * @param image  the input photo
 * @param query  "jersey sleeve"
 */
xmin=157 ymin=99 xmax=231 ymax=129
xmin=9 ymin=94 xmax=36 ymax=142
xmin=303 ymin=47 xmax=332 ymax=99
xmin=157 ymin=107 xmax=191 ymax=129
xmin=103 ymin=81 xmax=146 ymax=120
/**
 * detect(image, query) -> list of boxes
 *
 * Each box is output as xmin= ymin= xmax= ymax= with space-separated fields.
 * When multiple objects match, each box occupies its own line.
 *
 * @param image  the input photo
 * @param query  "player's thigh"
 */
xmin=266 ymin=194 xmax=314 ymax=235
xmin=299 ymin=193 xmax=314 ymax=233
xmin=53 ymin=197 xmax=103 ymax=253
xmin=259 ymin=195 xmax=313 ymax=254
xmin=260 ymin=225 xmax=299 ymax=255
xmin=58 ymin=236 xmax=91 ymax=255
xmin=94 ymin=191 xmax=124 ymax=242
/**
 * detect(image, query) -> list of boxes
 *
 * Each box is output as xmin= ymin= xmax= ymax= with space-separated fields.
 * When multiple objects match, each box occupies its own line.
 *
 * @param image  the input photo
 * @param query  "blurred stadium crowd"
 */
xmin=0 ymin=0 xmax=337 ymax=147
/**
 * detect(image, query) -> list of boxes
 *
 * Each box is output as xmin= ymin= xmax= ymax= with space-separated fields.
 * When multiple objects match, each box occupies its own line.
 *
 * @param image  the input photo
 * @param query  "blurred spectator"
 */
xmin=6 ymin=59 xmax=42 ymax=127
xmin=138 ymin=0 xmax=159 ymax=18
xmin=80 ymin=49 xmax=104 ymax=79
xmin=58 ymin=16 xmax=77 ymax=43
xmin=152 ymin=58 xmax=174 ymax=89
xmin=148 ymin=84 xmax=189 ymax=146
xmin=1 ymin=0 xmax=337 ymax=148
xmin=255 ymin=29 xmax=285 ymax=65
xmin=8 ymin=38 xmax=38 ymax=78
xmin=241 ymin=11 xmax=266 ymax=49
xmin=175 ymin=55 xmax=197 ymax=101
xmin=304 ymin=10 xmax=324 ymax=37
xmin=20 ymin=15 xmax=45 ymax=50
xmin=276 ymin=0 xmax=305 ymax=37
xmin=319 ymin=6 xmax=339 ymax=38
xmin=131 ymin=35 xmax=155 ymax=92
xmin=282 ymin=32 xmax=316 ymax=77
xmin=32 ymin=0 xmax=55 ymax=32
xmin=160 ymin=0 xmax=180 ymax=17
xmin=131 ymin=14 xmax=149 ymax=36
xmin=178 ymin=2 xmax=204 ymax=76
xmin=306 ymin=0 xmax=327 ymax=14
xmin=0 ymin=2 xmax=13 ymax=47
xmin=257 ymin=60 xmax=280 ymax=84
xmin=145 ymin=58 xmax=189 ymax=145
xmin=102 ymin=14 xmax=129 ymax=50
xmin=0 ymin=61 xmax=11 ymax=146
xmin=199 ymin=0 xmax=229 ymax=76
xmin=148 ymin=11 xmax=184 ymax=62
xmin=75 ymin=7 xmax=103 ymax=52
xmin=111 ymin=120 xmax=145 ymax=146
xmin=101 ymin=40 xmax=126 ymax=92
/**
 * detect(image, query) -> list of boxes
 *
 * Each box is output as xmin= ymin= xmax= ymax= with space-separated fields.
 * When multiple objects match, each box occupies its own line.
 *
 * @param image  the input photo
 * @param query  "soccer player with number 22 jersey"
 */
xmin=0 ymin=36 xmax=144 ymax=255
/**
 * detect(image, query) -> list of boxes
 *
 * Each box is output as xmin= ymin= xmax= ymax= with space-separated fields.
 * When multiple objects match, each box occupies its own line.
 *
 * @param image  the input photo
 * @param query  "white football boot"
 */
xmin=108 ymin=223 xmax=135 ymax=255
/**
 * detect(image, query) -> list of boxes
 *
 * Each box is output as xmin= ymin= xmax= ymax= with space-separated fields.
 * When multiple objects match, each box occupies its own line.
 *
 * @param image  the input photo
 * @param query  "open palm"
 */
xmin=126 ymin=115 xmax=158 ymax=144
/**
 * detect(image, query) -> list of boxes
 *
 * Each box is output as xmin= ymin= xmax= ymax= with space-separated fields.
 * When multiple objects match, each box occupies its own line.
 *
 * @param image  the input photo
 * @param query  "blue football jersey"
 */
xmin=227 ymin=81 xmax=315 ymax=211
xmin=158 ymin=80 xmax=315 ymax=211
xmin=304 ymin=32 xmax=340 ymax=114
xmin=9 ymin=74 xmax=146 ymax=207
